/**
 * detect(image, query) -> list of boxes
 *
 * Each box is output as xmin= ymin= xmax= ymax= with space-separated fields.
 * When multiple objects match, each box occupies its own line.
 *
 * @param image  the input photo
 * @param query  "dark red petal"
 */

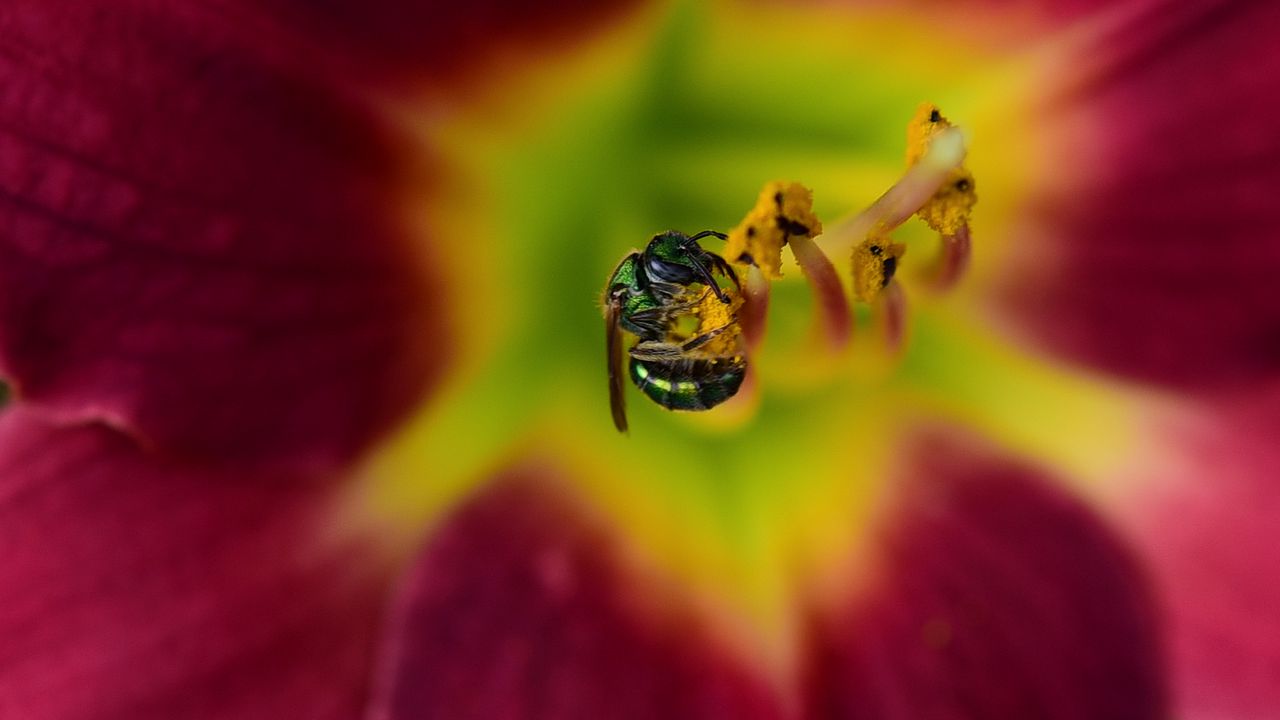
xmin=0 ymin=1 xmax=444 ymax=468
xmin=829 ymin=0 xmax=1115 ymax=24
xmin=261 ymin=0 xmax=645 ymax=85
xmin=805 ymin=431 xmax=1167 ymax=720
xmin=991 ymin=0 xmax=1280 ymax=392
xmin=0 ymin=408 xmax=391 ymax=719
xmin=370 ymin=470 xmax=785 ymax=720
xmin=1120 ymin=388 xmax=1280 ymax=717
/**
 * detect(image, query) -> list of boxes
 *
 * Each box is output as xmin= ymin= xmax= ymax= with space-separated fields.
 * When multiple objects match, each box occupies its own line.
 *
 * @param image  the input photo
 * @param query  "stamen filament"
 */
xmin=740 ymin=265 xmax=771 ymax=351
xmin=927 ymin=223 xmax=972 ymax=293
xmin=873 ymin=280 xmax=909 ymax=355
xmin=818 ymin=127 xmax=967 ymax=257
xmin=790 ymin=233 xmax=851 ymax=352
xmin=727 ymin=181 xmax=846 ymax=354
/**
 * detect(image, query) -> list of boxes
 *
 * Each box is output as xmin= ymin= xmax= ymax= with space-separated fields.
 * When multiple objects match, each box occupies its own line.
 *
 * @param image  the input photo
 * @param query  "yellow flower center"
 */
xmin=354 ymin=0 xmax=1175 ymax=691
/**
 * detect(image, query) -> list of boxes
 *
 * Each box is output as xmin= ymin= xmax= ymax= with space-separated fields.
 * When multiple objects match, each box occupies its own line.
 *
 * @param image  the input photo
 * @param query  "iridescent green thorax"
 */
xmin=623 ymin=293 xmax=660 ymax=319
xmin=606 ymin=253 xmax=663 ymax=337
xmin=607 ymin=252 xmax=640 ymax=292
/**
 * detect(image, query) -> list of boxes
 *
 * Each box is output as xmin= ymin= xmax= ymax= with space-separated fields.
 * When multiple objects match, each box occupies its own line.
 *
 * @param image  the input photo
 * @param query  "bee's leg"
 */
xmin=628 ymin=301 xmax=700 ymax=340
xmin=624 ymin=309 xmax=667 ymax=340
xmin=628 ymin=341 xmax=686 ymax=361
xmin=680 ymin=323 xmax=737 ymax=353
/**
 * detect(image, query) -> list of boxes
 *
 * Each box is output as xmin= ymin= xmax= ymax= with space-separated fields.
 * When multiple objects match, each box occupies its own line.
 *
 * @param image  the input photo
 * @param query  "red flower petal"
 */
xmin=1120 ymin=389 xmax=1280 ymax=717
xmin=0 ymin=408 xmax=391 ymax=719
xmin=992 ymin=0 xmax=1280 ymax=391
xmin=369 ymin=470 xmax=785 ymax=720
xmin=0 ymin=1 xmax=444 ymax=468
xmin=805 ymin=432 xmax=1167 ymax=719
xmin=264 ymin=0 xmax=645 ymax=84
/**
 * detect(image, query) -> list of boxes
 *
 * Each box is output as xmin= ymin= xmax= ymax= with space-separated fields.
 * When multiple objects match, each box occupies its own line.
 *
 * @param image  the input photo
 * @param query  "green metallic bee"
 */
xmin=603 ymin=230 xmax=747 ymax=432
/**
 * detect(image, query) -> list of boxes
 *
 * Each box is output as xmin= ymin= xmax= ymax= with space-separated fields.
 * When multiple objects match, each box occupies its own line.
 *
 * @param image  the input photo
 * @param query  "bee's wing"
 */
xmin=605 ymin=296 xmax=628 ymax=433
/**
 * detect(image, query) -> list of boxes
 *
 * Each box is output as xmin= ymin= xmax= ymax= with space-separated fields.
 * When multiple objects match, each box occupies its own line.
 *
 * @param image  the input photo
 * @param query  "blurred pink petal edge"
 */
xmin=991 ymin=0 xmax=1280 ymax=392
xmin=0 ymin=408 xmax=392 ymax=720
xmin=1118 ymin=390 xmax=1280 ymax=718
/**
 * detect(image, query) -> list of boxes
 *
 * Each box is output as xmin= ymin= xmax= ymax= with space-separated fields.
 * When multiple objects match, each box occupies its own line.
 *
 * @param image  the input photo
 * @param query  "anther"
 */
xmin=726 ymin=181 xmax=823 ymax=280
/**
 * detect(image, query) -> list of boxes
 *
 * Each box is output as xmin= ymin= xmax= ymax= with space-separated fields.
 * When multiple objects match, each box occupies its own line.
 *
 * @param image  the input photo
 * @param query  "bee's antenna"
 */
xmin=689 ymin=256 xmax=731 ymax=304
xmin=681 ymin=231 xmax=732 ymax=303
xmin=688 ymin=230 xmax=727 ymax=242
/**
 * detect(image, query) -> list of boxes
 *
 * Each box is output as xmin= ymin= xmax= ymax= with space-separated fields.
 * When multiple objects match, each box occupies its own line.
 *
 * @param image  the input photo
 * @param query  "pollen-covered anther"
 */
xmin=919 ymin=171 xmax=976 ymax=236
xmin=908 ymin=103 xmax=977 ymax=236
xmin=725 ymin=181 xmax=823 ymax=280
xmin=852 ymin=237 xmax=906 ymax=303
xmin=906 ymin=103 xmax=953 ymax=165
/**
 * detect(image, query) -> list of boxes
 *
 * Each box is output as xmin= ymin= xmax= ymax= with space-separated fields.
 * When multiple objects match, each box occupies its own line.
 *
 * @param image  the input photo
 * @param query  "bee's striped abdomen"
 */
xmin=629 ymin=357 xmax=746 ymax=411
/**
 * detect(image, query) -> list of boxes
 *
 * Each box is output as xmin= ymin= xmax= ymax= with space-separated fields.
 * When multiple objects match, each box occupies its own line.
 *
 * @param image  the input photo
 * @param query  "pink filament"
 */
xmin=790 ymin=234 xmax=852 ymax=353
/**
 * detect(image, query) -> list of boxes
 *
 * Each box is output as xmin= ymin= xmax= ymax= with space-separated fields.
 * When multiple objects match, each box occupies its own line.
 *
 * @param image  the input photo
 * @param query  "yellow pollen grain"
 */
xmin=907 ymin=103 xmax=977 ymax=236
xmin=852 ymin=236 xmax=906 ymax=302
xmin=688 ymin=285 xmax=745 ymax=357
xmin=906 ymin=102 xmax=950 ymax=165
xmin=725 ymin=181 xmax=823 ymax=280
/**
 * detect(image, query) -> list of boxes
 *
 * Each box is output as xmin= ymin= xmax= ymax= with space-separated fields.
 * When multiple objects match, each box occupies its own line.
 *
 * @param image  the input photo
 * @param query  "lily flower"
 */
xmin=1 ymin=0 xmax=1278 ymax=718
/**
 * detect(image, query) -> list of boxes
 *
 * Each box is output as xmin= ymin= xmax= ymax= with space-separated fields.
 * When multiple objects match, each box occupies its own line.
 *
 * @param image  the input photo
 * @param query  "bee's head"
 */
xmin=642 ymin=231 xmax=703 ymax=285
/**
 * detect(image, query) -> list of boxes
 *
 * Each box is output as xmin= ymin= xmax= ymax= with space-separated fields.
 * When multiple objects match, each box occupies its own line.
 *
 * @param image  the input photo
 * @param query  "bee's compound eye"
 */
xmin=646 ymin=254 xmax=695 ymax=284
